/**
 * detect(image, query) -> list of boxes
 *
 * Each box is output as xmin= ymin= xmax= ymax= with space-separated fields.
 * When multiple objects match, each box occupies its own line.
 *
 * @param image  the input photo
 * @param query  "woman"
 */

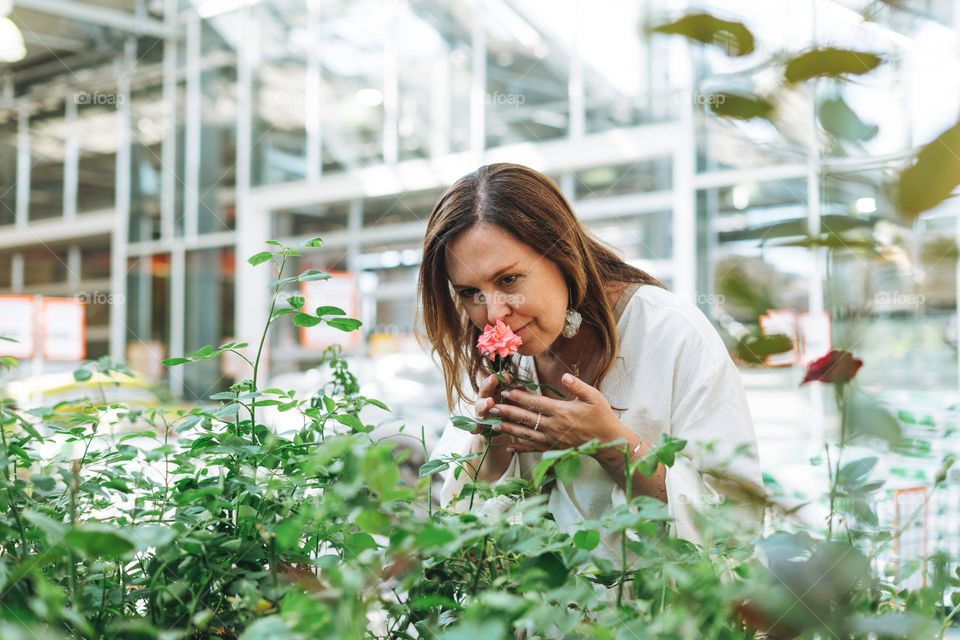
xmin=418 ymin=163 xmax=763 ymax=555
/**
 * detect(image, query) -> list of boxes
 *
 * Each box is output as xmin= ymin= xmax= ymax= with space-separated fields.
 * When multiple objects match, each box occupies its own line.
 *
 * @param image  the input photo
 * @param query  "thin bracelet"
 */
xmin=613 ymin=438 xmax=644 ymax=474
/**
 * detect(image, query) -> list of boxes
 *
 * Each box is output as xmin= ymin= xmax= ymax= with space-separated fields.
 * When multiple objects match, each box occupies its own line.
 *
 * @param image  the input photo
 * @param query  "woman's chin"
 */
xmin=517 ymin=343 xmax=545 ymax=357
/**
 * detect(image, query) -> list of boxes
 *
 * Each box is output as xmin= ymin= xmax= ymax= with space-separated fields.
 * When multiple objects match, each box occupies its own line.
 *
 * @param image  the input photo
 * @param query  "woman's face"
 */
xmin=444 ymin=224 xmax=568 ymax=356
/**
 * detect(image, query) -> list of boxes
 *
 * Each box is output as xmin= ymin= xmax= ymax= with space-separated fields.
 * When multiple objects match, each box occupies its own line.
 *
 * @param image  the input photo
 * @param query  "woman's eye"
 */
xmin=500 ymin=275 xmax=517 ymax=286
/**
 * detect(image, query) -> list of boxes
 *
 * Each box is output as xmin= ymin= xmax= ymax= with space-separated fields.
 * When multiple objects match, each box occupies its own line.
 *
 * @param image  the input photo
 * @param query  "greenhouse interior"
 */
xmin=1 ymin=0 xmax=960 ymax=638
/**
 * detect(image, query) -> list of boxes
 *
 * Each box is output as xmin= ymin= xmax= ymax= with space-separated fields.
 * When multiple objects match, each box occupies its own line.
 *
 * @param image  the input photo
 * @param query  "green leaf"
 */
xmin=735 ymin=332 xmax=793 ymax=365
xmin=315 ymin=305 xmax=346 ymax=317
xmin=819 ymin=95 xmax=878 ymax=142
xmin=650 ymin=12 xmax=754 ymax=56
xmin=30 ymin=476 xmax=57 ymax=496
xmin=325 ymin=317 xmax=362 ymax=332
xmin=555 ymin=456 xmax=581 ymax=483
xmin=247 ymin=251 xmax=273 ymax=266
xmin=709 ymin=92 xmax=774 ymax=121
xmin=24 ymin=510 xmax=66 ymax=540
xmin=72 ymin=368 xmax=93 ymax=382
xmin=838 ymin=457 xmax=877 ymax=488
xmin=129 ymin=524 xmax=176 ymax=550
xmin=419 ymin=458 xmax=450 ymax=477
xmin=844 ymin=392 xmax=902 ymax=444
xmin=414 ymin=524 xmax=456 ymax=549
xmin=573 ymin=528 xmax=600 ymax=551
xmin=291 ymin=313 xmax=323 ymax=328
xmin=286 ymin=296 xmax=305 ymax=309
xmin=298 ymin=269 xmax=331 ymax=282
xmin=343 ymin=532 xmax=379 ymax=558
xmin=356 ymin=509 xmax=390 ymax=535
xmin=304 ymin=237 xmax=324 ymax=248
xmin=64 ymin=526 xmax=135 ymax=558
xmin=784 ymin=48 xmax=882 ymax=84
xmin=270 ymin=307 xmax=296 ymax=320
xmin=333 ymin=413 xmax=366 ymax=432
xmin=896 ymin=120 xmax=960 ymax=219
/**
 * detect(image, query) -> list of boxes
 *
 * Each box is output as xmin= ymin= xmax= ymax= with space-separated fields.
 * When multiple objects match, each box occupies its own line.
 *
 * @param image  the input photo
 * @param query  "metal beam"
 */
xmin=14 ymin=0 xmax=168 ymax=38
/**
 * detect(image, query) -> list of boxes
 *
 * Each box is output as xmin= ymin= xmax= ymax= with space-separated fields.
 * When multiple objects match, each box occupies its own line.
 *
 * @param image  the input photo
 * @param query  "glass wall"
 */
xmin=319 ymin=0 xmax=385 ymax=172
xmin=697 ymin=178 xmax=811 ymax=347
xmin=484 ymin=2 xmax=572 ymax=147
xmin=129 ymin=84 xmax=166 ymax=242
xmin=250 ymin=0 xmax=309 ymax=185
xmin=183 ymin=247 xmax=235 ymax=398
xmin=28 ymin=103 xmax=66 ymax=222
xmin=398 ymin=1 xmax=472 ymax=159
xmin=76 ymin=99 xmax=118 ymax=213
xmin=0 ymin=114 xmax=16 ymax=226
xmin=126 ymin=253 xmax=171 ymax=375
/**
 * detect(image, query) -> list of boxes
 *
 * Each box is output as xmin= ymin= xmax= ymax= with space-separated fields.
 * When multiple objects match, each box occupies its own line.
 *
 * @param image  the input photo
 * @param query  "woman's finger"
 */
xmin=491 ymin=420 xmax=548 ymax=445
xmin=506 ymin=440 xmax=548 ymax=454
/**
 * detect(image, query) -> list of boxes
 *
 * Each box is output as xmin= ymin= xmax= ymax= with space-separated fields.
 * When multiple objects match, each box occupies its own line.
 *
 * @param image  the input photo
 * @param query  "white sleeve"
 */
xmin=612 ymin=356 xmax=765 ymax=546
xmin=430 ymin=415 xmax=522 ymax=516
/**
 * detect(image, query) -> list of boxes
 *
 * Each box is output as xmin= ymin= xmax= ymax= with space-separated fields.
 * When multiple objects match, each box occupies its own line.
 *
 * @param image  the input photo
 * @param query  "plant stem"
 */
xmin=0 ymin=424 xmax=29 ymax=557
xmin=470 ymin=534 xmax=490 ymax=595
xmin=467 ymin=434 xmax=494 ymax=511
xmin=617 ymin=443 xmax=631 ymax=607
xmin=68 ymin=460 xmax=81 ymax=613
xmin=250 ymin=254 xmax=288 ymax=443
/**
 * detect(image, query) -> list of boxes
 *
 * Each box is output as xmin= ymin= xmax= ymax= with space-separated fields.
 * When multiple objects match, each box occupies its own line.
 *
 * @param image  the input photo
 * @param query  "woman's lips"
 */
xmin=516 ymin=324 xmax=531 ymax=336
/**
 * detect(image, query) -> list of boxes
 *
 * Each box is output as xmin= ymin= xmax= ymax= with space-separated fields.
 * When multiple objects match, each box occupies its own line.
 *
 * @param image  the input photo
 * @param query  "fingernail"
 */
xmin=501 ymin=391 xmax=510 ymax=399
xmin=489 ymin=407 xmax=500 ymax=415
xmin=491 ymin=424 xmax=501 ymax=432
xmin=506 ymin=447 xmax=515 ymax=453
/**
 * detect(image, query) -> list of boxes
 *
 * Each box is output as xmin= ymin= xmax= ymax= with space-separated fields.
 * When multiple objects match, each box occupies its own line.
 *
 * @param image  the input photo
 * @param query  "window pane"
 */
xmin=574 ymin=159 xmax=671 ymax=200
xmin=29 ymin=103 xmax=66 ymax=222
xmin=251 ymin=0 xmax=309 ymax=185
xmin=77 ymin=99 xmax=117 ymax=213
xmin=320 ymin=0 xmax=385 ymax=172
xmin=485 ymin=1 xmax=573 ymax=147
xmin=126 ymin=254 xmax=171 ymax=378
xmin=0 ymin=114 xmax=16 ymax=226
xmin=274 ymin=201 xmax=351 ymax=237
xmin=397 ymin=1 xmax=472 ymax=159
xmin=183 ymin=247 xmax=236 ymax=399
xmin=23 ymin=246 xmax=69 ymax=286
xmin=130 ymin=84 xmax=166 ymax=242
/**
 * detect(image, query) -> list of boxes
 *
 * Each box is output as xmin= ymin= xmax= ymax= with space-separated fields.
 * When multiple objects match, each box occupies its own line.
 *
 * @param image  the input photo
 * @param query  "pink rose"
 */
xmin=476 ymin=319 xmax=523 ymax=361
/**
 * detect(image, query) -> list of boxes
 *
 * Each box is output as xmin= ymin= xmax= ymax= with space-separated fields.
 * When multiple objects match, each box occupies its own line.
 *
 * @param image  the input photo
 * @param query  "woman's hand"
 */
xmin=486 ymin=373 xmax=624 ymax=454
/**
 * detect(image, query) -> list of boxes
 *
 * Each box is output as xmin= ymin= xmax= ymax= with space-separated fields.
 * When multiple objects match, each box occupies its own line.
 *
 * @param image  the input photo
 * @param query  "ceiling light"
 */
xmin=855 ymin=197 xmax=877 ymax=214
xmin=0 ymin=3 xmax=26 ymax=64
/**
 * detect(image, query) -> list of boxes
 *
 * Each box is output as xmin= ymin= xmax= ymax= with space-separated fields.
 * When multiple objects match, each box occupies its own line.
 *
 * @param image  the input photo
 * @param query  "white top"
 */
xmin=430 ymin=284 xmax=764 ymax=561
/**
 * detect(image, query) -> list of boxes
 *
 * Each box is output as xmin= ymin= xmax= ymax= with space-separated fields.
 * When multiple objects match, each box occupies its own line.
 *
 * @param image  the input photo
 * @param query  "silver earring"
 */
xmin=562 ymin=288 xmax=582 ymax=338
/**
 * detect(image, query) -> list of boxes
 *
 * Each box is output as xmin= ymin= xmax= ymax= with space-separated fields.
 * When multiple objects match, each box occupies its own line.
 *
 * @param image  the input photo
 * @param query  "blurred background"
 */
xmin=0 ymin=0 xmax=959 ymax=571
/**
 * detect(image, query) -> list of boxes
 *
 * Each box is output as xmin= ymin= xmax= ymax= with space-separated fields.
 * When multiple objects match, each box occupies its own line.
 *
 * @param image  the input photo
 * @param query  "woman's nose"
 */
xmin=485 ymin=293 xmax=512 ymax=325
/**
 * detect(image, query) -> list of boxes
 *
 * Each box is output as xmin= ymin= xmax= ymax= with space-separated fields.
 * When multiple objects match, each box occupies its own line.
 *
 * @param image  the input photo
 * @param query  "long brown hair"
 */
xmin=416 ymin=163 xmax=666 ymax=412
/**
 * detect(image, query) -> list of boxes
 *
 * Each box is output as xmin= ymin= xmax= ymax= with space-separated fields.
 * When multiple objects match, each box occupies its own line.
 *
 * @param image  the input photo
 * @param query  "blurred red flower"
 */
xmin=800 ymin=350 xmax=863 ymax=385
